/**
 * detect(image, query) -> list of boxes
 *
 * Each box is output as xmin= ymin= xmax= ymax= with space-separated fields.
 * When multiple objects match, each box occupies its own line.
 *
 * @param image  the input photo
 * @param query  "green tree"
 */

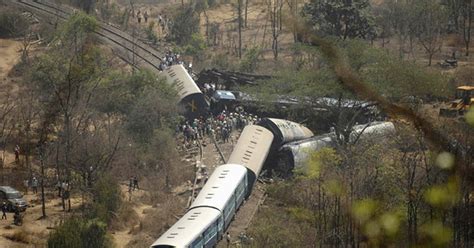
xmin=28 ymin=13 xmax=105 ymax=212
xmin=170 ymin=6 xmax=200 ymax=45
xmin=239 ymin=46 xmax=261 ymax=72
xmin=0 ymin=8 xmax=29 ymax=38
xmin=122 ymin=72 xmax=178 ymax=144
xmin=303 ymin=0 xmax=376 ymax=40
xmin=184 ymin=33 xmax=208 ymax=64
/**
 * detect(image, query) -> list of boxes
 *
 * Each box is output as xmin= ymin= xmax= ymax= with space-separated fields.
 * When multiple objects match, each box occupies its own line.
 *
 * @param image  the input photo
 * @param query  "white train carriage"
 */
xmin=190 ymin=164 xmax=248 ymax=233
xmin=227 ymin=125 xmax=274 ymax=192
xmin=279 ymin=133 xmax=335 ymax=171
xmin=276 ymin=122 xmax=396 ymax=174
xmin=348 ymin=121 xmax=395 ymax=143
xmin=257 ymin=118 xmax=314 ymax=149
xmin=161 ymin=64 xmax=201 ymax=101
xmin=150 ymin=207 xmax=221 ymax=248
xmin=161 ymin=64 xmax=209 ymax=119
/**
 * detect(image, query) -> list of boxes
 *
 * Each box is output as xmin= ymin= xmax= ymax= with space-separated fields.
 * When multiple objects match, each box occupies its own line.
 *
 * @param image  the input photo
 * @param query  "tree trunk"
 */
xmin=237 ymin=0 xmax=243 ymax=58
xmin=463 ymin=0 xmax=472 ymax=56
xmin=245 ymin=0 xmax=249 ymax=28
xmin=40 ymin=148 xmax=46 ymax=218
xmin=25 ymin=126 xmax=31 ymax=178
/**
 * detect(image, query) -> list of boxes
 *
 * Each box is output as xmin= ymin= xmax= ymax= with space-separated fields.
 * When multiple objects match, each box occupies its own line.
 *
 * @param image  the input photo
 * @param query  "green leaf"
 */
xmin=352 ymin=199 xmax=377 ymax=223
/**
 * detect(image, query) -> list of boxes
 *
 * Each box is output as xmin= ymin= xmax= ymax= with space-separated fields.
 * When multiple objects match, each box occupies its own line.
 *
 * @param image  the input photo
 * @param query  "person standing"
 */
xmin=23 ymin=179 xmax=29 ymax=195
xmin=14 ymin=145 xmax=20 ymax=163
xmin=137 ymin=10 xmax=142 ymax=24
xmin=13 ymin=205 xmax=20 ymax=225
xmin=32 ymin=177 xmax=38 ymax=194
xmin=226 ymin=232 xmax=231 ymax=247
xmin=133 ymin=176 xmax=139 ymax=190
xmin=1 ymin=202 xmax=7 ymax=220
xmin=144 ymin=11 xmax=149 ymax=23
xmin=129 ymin=176 xmax=134 ymax=192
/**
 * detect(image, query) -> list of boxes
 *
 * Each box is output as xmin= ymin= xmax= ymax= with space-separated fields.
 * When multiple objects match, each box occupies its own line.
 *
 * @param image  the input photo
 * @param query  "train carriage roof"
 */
xmin=190 ymin=164 xmax=248 ymax=211
xmin=257 ymin=118 xmax=314 ymax=148
xmin=150 ymin=207 xmax=220 ymax=248
xmin=161 ymin=64 xmax=202 ymax=101
xmin=227 ymin=125 xmax=274 ymax=179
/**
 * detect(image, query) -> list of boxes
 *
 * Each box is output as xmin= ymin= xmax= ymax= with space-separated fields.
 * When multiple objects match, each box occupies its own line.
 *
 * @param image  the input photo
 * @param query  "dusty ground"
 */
xmin=0 ymin=39 xmax=21 ymax=78
xmin=0 ymin=38 xmax=85 ymax=247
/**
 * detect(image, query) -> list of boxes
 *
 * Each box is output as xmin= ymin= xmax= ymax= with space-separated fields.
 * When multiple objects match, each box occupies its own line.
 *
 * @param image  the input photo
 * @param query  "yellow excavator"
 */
xmin=439 ymin=86 xmax=474 ymax=117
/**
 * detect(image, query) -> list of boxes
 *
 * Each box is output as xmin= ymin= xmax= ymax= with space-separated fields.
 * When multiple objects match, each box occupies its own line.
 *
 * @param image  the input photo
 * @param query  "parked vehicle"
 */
xmin=0 ymin=186 xmax=28 ymax=212
xmin=439 ymin=86 xmax=474 ymax=117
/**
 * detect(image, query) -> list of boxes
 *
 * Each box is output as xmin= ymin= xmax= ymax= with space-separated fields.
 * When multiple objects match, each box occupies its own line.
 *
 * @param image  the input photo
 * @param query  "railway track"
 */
xmin=9 ymin=0 xmax=165 ymax=72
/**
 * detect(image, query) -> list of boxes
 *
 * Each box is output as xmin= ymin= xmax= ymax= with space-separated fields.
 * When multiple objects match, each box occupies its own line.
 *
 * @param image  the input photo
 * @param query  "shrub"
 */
xmin=145 ymin=21 xmax=159 ymax=45
xmin=87 ymin=174 xmax=122 ymax=224
xmin=239 ymin=46 xmax=262 ymax=72
xmin=0 ymin=8 xmax=29 ymax=38
xmin=47 ymin=218 xmax=113 ymax=248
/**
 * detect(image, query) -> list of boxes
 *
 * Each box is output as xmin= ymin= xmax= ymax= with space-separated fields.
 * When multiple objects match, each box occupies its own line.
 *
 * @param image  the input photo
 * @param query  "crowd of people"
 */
xmin=177 ymin=109 xmax=259 ymax=148
xmin=158 ymin=50 xmax=192 ymax=72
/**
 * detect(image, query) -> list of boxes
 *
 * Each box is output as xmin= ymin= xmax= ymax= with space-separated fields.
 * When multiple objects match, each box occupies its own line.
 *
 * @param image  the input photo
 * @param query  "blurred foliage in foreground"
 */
xmin=248 ymin=122 xmax=472 ymax=247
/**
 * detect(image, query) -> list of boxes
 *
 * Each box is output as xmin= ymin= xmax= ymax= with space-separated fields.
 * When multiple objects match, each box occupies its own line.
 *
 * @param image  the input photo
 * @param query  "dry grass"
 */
xmin=3 ymin=229 xmax=30 ymax=244
xmin=123 ymin=195 xmax=186 ymax=247
xmin=109 ymin=201 xmax=140 ymax=231
xmin=444 ymin=33 xmax=465 ymax=48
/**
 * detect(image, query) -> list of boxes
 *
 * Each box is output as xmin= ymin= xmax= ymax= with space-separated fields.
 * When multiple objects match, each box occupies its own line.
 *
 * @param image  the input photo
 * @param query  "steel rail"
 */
xmin=12 ymin=0 xmax=164 ymax=71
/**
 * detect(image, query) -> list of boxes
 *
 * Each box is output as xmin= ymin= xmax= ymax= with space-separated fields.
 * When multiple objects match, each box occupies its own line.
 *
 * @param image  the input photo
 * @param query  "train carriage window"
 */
xmin=203 ymin=222 xmax=217 ymax=244
xmin=217 ymin=215 xmax=224 ymax=234
xmin=190 ymin=237 xmax=204 ymax=248
xmin=224 ymin=200 xmax=236 ymax=222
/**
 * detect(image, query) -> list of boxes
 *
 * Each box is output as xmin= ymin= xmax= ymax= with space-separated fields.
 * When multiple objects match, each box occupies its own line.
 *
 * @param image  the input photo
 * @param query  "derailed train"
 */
xmin=151 ymin=118 xmax=313 ymax=248
xmin=161 ymin=65 xmax=209 ymax=120
xmin=274 ymin=121 xmax=396 ymax=175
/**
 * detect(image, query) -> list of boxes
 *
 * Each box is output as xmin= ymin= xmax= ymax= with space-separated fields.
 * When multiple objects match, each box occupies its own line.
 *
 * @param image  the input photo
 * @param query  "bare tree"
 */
xmin=245 ymin=0 xmax=249 ymax=28
xmin=415 ymin=0 xmax=447 ymax=66
xmin=461 ymin=0 xmax=472 ymax=56
xmin=20 ymin=26 xmax=35 ymax=63
xmin=268 ymin=0 xmax=284 ymax=59
xmin=286 ymin=0 xmax=299 ymax=43
xmin=16 ymin=90 xmax=40 ymax=179
xmin=0 ymin=92 xmax=15 ymax=183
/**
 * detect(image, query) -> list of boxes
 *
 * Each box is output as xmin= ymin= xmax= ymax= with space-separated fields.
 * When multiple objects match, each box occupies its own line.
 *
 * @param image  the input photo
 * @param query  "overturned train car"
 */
xmin=161 ymin=64 xmax=209 ymax=119
xmin=275 ymin=121 xmax=396 ymax=175
xmin=257 ymin=118 xmax=314 ymax=150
